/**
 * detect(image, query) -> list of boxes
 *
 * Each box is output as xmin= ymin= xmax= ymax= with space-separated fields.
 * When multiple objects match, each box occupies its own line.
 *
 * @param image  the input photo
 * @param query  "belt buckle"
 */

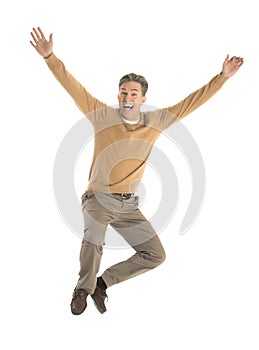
xmin=115 ymin=193 xmax=131 ymax=200
xmin=112 ymin=193 xmax=133 ymax=200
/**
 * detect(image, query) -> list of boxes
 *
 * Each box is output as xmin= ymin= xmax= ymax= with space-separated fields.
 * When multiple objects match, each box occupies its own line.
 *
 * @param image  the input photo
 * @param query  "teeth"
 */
xmin=123 ymin=103 xmax=133 ymax=110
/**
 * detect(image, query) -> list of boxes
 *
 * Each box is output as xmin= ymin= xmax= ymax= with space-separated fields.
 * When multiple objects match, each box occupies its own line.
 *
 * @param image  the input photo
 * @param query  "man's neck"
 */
xmin=120 ymin=109 xmax=140 ymax=124
xmin=121 ymin=115 xmax=140 ymax=124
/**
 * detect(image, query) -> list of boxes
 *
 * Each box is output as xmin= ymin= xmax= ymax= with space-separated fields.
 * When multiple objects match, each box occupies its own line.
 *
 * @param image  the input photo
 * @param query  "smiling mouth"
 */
xmin=123 ymin=103 xmax=134 ymax=111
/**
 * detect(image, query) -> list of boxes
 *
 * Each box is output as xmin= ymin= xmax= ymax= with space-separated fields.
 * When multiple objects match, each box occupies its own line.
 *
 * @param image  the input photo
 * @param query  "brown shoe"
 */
xmin=70 ymin=288 xmax=88 ymax=315
xmin=91 ymin=286 xmax=108 ymax=314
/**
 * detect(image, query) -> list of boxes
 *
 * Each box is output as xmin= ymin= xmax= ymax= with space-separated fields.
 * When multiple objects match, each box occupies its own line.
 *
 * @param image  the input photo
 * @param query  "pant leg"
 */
xmin=76 ymin=191 xmax=114 ymax=294
xmin=102 ymin=207 xmax=166 ymax=288
xmin=76 ymin=240 xmax=103 ymax=294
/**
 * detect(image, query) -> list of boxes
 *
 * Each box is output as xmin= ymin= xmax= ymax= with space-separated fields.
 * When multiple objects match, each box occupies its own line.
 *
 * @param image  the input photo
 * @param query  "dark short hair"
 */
xmin=119 ymin=73 xmax=148 ymax=96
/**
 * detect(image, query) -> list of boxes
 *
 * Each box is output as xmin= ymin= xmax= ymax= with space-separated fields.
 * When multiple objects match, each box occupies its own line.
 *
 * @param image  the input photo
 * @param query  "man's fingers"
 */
xmin=228 ymin=56 xmax=244 ymax=68
xmin=33 ymin=27 xmax=41 ymax=40
xmin=223 ymin=54 xmax=229 ymax=65
xmin=30 ymin=31 xmax=38 ymax=45
xmin=38 ymin=27 xmax=45 ymax=40
xmin=237 ymin=58 xmax=244 ymax=66
xmin=29 ymin=40 xmax=36 ymax=48
xmin=231 ymin=57 xmax=243 ymax=65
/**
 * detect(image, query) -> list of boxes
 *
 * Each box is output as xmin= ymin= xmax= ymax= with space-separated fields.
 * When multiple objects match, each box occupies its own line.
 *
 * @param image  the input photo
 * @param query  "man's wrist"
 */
xmin=44 ymin=52 xmax=53 ymax=59
xmin=220 ymin=71 xmax=229 ymax=79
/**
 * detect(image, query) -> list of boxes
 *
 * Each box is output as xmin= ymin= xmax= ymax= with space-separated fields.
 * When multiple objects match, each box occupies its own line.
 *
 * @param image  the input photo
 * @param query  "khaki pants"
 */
xmin=76 ymin=191 xmax=166 ymax=295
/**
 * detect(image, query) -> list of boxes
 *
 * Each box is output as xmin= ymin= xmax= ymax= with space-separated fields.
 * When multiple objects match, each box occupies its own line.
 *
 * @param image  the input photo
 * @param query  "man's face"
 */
xmin=118 ymin=81 xmax=146 ymax=121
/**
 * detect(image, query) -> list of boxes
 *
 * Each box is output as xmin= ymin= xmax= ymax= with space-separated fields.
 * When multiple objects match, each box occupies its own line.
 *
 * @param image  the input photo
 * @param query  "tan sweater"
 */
xmin=45 ymin=54 xmax=228 ymax=193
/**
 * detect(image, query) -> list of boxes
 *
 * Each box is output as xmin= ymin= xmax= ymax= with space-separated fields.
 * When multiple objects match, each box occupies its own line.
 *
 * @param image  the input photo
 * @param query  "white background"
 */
xmin=1 ymin=0 xmax=258 ymax=349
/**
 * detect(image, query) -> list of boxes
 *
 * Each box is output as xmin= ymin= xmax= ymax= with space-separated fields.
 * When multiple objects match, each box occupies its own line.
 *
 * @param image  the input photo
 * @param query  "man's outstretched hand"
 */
xmin=222 ymin=55 xmax=244 ymax=78
xmin=30 ymin=27 xmax=53 ymax=58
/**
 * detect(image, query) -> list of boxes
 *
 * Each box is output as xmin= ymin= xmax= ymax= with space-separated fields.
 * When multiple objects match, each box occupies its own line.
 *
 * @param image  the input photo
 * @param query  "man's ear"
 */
xmin=142 ymin=96 xmax=147 ymax=103
xmin=117 ymin=94 xmax=120 ymax=102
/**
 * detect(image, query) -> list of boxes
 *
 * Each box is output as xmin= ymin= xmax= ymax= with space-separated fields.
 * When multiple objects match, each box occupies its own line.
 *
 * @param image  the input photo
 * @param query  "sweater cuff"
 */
xmin=43 ymin=53 xmax=62 ymax=71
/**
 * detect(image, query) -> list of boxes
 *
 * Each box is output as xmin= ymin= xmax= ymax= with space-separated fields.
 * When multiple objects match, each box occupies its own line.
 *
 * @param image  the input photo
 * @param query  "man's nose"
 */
xmin=124 ymin=95 xmax=131 ymax=102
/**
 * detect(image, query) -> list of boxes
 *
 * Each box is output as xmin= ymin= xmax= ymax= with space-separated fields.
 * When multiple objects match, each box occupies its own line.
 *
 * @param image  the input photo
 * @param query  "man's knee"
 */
xmin=141 ymin=245 xmax=166 ymax=268
xmin=154 ymin=247 xmax=166 ymax=266
xmin=150 ymin=237 xmax=166 ymax=267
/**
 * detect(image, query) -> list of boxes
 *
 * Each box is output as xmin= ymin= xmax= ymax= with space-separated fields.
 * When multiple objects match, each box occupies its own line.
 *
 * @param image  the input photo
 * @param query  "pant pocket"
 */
xmin=81 ymin=191 xmax=95 ymax=207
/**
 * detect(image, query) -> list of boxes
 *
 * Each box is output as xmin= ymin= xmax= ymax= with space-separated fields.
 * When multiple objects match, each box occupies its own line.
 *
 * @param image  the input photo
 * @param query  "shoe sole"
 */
xmin=71 ymin=308 xmax=86 ymax=315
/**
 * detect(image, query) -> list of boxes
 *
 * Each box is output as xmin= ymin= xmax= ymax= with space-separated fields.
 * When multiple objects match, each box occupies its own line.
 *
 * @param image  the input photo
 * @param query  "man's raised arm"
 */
xmin=30 ymin=27 xmax=106 ymax=115
xmin=154 ymin=54 xmax=244 ymax=130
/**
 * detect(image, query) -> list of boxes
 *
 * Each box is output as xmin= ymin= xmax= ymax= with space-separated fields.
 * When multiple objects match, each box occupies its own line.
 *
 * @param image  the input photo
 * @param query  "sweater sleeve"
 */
xmin=44 ymin=54 xmax=106 ymax=115
xmin=154 ymin=73 xmax=228 ymax=130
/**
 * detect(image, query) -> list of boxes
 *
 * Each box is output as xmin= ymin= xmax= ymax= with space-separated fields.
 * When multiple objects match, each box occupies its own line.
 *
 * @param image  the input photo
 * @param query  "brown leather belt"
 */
xmin=112 ymin=193 xmax=134 ymax=200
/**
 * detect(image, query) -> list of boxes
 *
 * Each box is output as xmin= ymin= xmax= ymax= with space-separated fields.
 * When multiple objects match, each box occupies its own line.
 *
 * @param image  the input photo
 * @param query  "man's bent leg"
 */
xmin=102 ymin=209 xmax=166 ymax=288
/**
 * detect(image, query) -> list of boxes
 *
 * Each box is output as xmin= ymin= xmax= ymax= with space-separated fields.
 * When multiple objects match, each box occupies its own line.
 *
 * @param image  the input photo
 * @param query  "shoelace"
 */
xmin=73 ymin=289 xmax=85 ymax=298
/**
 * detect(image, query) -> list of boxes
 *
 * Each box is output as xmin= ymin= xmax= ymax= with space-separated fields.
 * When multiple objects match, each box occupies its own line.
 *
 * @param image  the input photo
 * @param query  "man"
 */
xmin=30 ymin=27 xmax=244 ymax=315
